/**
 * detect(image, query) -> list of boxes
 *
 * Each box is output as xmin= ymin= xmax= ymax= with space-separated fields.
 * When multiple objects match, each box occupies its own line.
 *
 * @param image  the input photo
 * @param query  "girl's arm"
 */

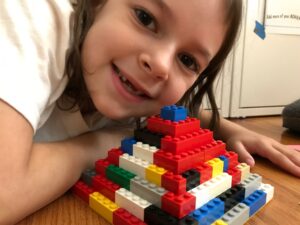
xmin=0 ymin=100 xmax=127 ymax=225
xmin=199 ymin=110 xmax=300 ymax=177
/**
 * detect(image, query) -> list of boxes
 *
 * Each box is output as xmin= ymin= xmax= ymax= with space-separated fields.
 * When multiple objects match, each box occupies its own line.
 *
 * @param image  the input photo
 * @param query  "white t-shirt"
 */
xmin=0 ymin=0 xmax=135 ymax=142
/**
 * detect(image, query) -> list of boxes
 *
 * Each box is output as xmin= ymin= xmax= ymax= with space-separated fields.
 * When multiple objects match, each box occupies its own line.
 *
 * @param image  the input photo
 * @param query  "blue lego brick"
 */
xmin=121 ymin=137 xmax=137 ymax=155
xmin=219 ymin=155 xmax=229 ymax=172
xmin=190 ymin=198 xmax=224 ymax=225
xmin=242 ymin=190 xmax=266 ymax=216
xmin=161 ymin=105 xmax=187 ymax=122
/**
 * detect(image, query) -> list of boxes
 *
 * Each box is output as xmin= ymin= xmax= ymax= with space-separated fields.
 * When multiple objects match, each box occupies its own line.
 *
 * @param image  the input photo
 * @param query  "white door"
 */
xmin=230 ymin=0 xmax=300 ymax=117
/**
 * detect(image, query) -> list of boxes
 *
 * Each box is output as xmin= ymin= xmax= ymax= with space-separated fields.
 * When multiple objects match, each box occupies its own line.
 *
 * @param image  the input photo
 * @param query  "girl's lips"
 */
xmin=111 ymin=64 xmax=149 ymax=103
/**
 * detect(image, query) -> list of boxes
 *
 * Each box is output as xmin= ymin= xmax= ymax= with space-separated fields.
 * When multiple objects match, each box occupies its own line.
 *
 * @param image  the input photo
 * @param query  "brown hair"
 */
xmin=60 ymin=0 xmax=242 ymax=130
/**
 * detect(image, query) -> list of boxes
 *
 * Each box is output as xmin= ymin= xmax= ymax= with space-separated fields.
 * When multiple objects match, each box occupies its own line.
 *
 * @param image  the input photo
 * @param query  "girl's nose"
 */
xmin=138 ymin=47 xmax=173 ymax=81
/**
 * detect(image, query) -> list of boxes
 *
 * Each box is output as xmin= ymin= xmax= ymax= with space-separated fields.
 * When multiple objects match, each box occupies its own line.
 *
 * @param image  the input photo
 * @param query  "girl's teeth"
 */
xmin=114 ymin=65 xmax=146 ymax=97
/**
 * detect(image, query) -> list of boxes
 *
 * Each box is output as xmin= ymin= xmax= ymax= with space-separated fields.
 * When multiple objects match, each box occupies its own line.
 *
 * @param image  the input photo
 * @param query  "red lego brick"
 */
xmin=154 ymin=148 xmax=205 ymax=174
xmin=195 ymin=163 xmax=213 ymax=184
xmin=162 ymin=192 xmax=196 ymax=218
xmin=224 ymin=151 xmax=239 ymax=169
xmin=95 ymin=158 xmax=111 ymax=175
xmin=201 ymin=140 xmax=227 ymax=161
xmin=147 ymin=115 xmax=200 ymax=137
xmin=113 ymin=208 xmax=147 ymax=225
xmin=72 ymin=181 xmax=94 ymax=203
xmin=92 ymin=174 xmax=120 ymax=201
xmin=162 ymin=172 xmax=187 ymax=195
xmin=161 ymin=129 xmax=213 ymax=154
xmin=227 ymin=167 xmax=242 ymax=186
xmin=107 ymin=147 xmax=123 ymax=166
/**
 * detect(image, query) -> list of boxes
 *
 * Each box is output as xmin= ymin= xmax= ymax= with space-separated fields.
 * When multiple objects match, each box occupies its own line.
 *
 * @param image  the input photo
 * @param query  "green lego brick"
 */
xmin=106 ymin=165 xmax=136 ymax=190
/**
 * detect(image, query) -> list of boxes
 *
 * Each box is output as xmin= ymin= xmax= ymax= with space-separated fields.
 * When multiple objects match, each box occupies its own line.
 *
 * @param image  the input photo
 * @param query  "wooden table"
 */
xmin=16 ymin=117 xmax=300 ymax=225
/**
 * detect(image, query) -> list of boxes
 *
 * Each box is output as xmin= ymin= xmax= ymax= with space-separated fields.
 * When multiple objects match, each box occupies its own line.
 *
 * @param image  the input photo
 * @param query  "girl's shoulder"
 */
xmin=0 ymin=0 xmax=74 ymax=133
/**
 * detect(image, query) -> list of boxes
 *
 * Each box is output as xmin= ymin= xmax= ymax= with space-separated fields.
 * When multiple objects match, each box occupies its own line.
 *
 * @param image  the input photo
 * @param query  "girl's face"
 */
xmin=81 ymin=0 xmax=227 ymax=119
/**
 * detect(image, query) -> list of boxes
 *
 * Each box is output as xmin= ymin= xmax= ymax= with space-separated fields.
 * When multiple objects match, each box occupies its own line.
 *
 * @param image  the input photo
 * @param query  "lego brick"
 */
xmin=147 ymin=115 xmax=200 ymax=137
xmin=133 ymin=142 xmax=158 ymax=163
xmin=92 ymin=174 xmax=120 ymax=201
xmin=89 ymin=192 xmax=119 ymax=223
xmin=121 ymin=137 xmax=137 ymax=155
xmin=119 ymin=154 xmax=150 ymax=179
xmin=130 ymin=176 xmax=167 ymax=207
xmin=202 ymin=141 xmax=227 ymax=161
xmin=227 ymin=168 xmax=241 ymax=187
xmin=161 ymin=129 xmax=213 ymax=154
xmin=95 ymin=158 xmax=111 ymax=176
xmin=220 ymin=203 xmax=250 ymax=225
xmin=190 ymin=198 xmax=224 ymax=225
xmin=113 ymin=208 xmax=146 ymax=225
xmin=181 ymin=169 xmax=200 ymax=191
xmin=217 ymin=184 xmax=246 ymax=212
xmin=162 ymin=192 xmax=196 ymax=218
xmin=81 ymin=168 xmax=97 ymax=186
xmin=145 ymin=164 xmax=167 ymax=186
xmin=242 ymin=190 xmax=266 ymax=216
xmin=134 ymin=128 xmax=164 ymax=148
xmin=223 ymin=152 xmax=239 ymax=169
xmin=108 ymin=147 xmax=123 ymax=166
xmin=115 ymin=188 xmax=151 ymax=220
xmin=144 ymin=204 xmax=198 ymax=225
xmin=258 ymin=183 xmax=274 ymax=203
xmin=211 ymin=220 xmax=228 ymax=225
xmin=189 ymin=173 xmax=232 ymax=209
xmin=219 ymin=155 xmax=229 ymax=172
xmin=207 ymin=158 xmax=224 ymax=178
xmin=72 ymin=181 xmax=94 ymax=203
xmin=106 ymin=165 xmax=136 ymax=190
xmin=154 ymin=148 xmax=204 ymax=174
xmin=162 ymin=172 xmax=187 ymax=195
xmin=160 ymin=105 xmax=187 ymax=122
xmin=240 ymin=173 xmax=262 ymax=198
xmin=195 ymin=163 xmax=213 ymax=184
xmin=236 ymin=163 xmax=250 ymax=181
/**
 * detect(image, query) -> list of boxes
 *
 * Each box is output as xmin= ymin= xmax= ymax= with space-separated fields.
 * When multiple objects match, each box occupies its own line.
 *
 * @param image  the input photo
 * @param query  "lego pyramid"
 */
xmin=72 ymin=105 xmax=274 ymax=225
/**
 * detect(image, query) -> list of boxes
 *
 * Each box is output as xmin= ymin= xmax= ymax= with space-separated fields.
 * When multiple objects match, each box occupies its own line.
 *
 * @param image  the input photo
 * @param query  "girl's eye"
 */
xmin=178 ymin=53 xmax=200 ymax=73
xmin=134 ymin=8 xmax=156 ymax=31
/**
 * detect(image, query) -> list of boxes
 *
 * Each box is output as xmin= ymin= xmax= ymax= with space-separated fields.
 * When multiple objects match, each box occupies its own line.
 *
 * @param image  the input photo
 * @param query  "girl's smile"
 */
xmin=112 ymin=63 xmax=153 ymax=103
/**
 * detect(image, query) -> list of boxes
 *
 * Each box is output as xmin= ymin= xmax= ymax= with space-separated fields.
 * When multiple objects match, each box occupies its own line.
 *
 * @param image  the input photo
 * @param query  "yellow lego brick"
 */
xmin=236 ymin=163 xmax=250 ymax=181
xmin=89 ymin=192 xmax=119 ymax=223
xmin=211 ymin=219 xmax=228 ymax=225
xmin=145 ymin=164 xmax=167 ymax=186
xmin=207 ymin=158 xmax=224 ymax=178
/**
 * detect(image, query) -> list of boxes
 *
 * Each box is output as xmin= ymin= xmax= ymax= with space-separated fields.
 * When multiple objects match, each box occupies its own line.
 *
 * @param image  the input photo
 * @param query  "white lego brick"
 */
xmin=133 ymin=142 xmax=158 ymax=163
xmin=240 ymin=173 xmax=262 ymax=198
xmin=189 ymin=173 xmax=232 ymax=208
xmin=258 ymin=183 xmax=274 ymax=203
xmin=220 ymin=203 xmax=250 ymax=225
xmin=115 ymin=188 xmax=151 ymax=220
xmin=130 ymin=176 xmax=167 ymax=207
xmin=236 ymin=163 xmax=250 ymax=181
xmin=119 ymin=154 xmax=150 ymax=179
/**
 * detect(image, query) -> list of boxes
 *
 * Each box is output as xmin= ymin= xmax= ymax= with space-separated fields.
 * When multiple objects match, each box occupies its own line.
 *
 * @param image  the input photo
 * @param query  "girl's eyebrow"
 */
xmin=151 ymin=0 xmax=172 ymax=16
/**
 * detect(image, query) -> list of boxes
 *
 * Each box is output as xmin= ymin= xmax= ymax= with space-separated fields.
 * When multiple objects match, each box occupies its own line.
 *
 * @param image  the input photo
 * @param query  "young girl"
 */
xmin=0 ymin=0 xmax=299 ymax=224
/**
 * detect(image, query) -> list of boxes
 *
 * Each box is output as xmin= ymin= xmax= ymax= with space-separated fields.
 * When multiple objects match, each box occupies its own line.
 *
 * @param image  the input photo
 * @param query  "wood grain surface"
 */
xmin=16 ymin=116 xmax=300 ymax=225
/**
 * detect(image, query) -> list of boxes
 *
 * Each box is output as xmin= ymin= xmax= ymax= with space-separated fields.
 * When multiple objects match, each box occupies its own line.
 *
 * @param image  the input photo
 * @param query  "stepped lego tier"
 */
xmin=72 ymin=105 xmax=274 ymax=225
